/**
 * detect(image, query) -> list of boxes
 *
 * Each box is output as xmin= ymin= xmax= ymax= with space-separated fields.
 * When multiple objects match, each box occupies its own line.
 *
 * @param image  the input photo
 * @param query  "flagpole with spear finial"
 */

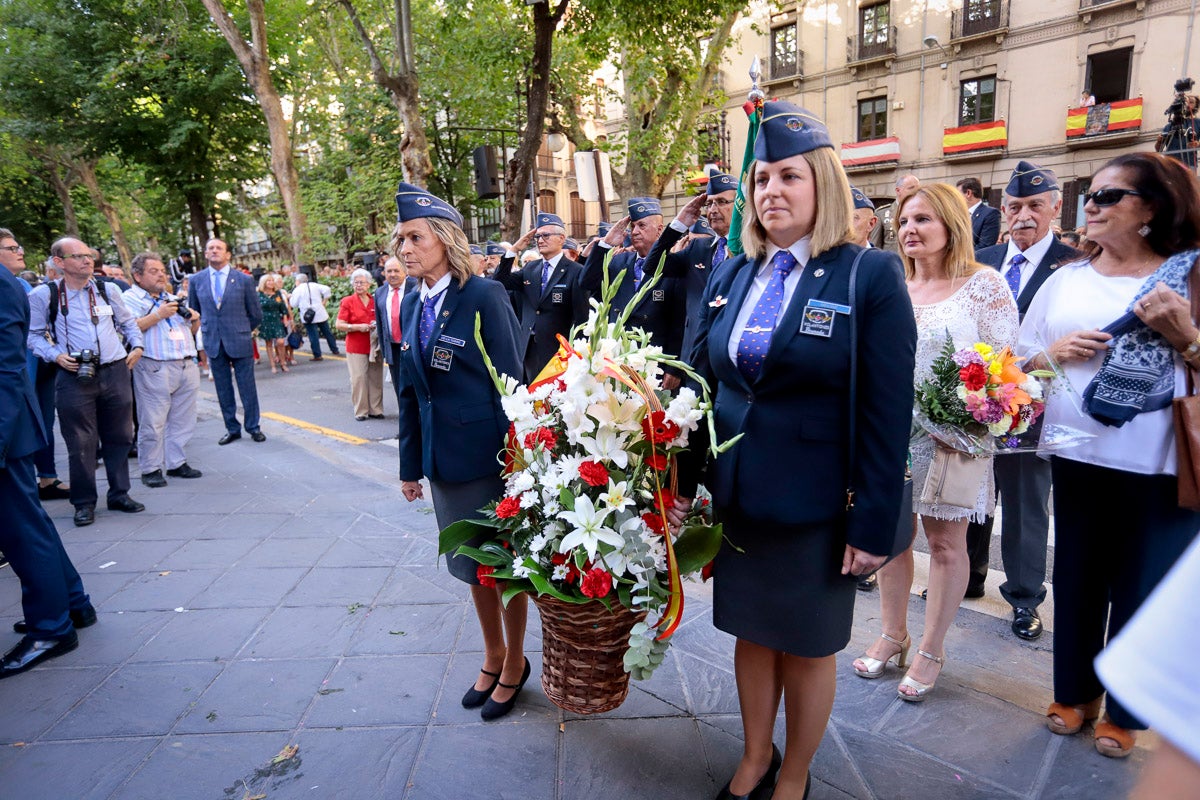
xmin=726 ymin=56 xmax=766 ymax=257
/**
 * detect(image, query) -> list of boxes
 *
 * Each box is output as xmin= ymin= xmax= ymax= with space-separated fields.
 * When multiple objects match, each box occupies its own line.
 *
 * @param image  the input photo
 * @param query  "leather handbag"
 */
xmin=846 ymin=251 xmax=915 ymax=561
xmin=920 ymin=446 xmax=990 ymax=509
xmin=1174 ymin=259 xmax=1200 ymax=511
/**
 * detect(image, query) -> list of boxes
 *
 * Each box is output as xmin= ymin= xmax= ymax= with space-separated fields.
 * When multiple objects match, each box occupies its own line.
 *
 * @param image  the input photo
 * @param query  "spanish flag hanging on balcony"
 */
xmin=943 ymin=120 xmax=1008 ymax=154
xmin=1066 ymin=98 xmax=1143 ymax=138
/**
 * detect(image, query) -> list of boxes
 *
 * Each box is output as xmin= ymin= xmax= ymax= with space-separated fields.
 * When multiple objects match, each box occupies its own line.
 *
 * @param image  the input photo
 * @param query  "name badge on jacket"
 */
xmin=800 ymin=305 xmax=835 ymax=338
xmin=551 ymin=285 xmax=566 ymax=304
xmin=652 ymin=289 xmax=665 ymax=302
xmin=431 ymin=346 xmax=454 ymax=371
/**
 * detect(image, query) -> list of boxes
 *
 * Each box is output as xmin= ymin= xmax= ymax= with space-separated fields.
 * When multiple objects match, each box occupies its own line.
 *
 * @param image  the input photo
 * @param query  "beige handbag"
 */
xmin=920 ymin=447 xmax=990 ymax=508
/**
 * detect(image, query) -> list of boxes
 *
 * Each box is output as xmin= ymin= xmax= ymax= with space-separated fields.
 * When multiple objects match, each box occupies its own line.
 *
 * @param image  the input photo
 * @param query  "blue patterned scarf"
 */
xmin=1082 ymin=248 xmax=1199 ymax=427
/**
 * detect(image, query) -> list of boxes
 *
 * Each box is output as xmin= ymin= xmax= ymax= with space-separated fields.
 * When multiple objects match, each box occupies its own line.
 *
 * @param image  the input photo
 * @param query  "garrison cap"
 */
xmin=469 ymin=245 xmax=483 ymax=256
xmin=753 ymin=101 xmax=834 ymax=163
xmin=395 ymin=181 xmax=464 ymax=227
xmin=535 ymin=212 xmax=565 ymax=229
xmin=850 ymin=187 xmax=876 ymax=211
xmin=627 ymin=197 xmax=662 ymax=221
xmin=1005 ymin=161 xmax=1060 ymax=197
xmin=690 ymin=217 xmax=716 ymax=236
xmin=706 ymin=172 xmax=738 ymax=195
xmin=598 ymin=222 xmax=613 ymax=237
xmin=564 ymin=238 xmax=580 ymax=251
xmin=484 ymin=242 xmax=504 ymax=256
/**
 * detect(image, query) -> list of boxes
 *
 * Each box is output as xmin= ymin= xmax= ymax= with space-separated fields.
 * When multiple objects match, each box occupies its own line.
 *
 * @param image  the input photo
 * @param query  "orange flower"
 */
xmin=995 ymin=348 xmax=1029 ymax=386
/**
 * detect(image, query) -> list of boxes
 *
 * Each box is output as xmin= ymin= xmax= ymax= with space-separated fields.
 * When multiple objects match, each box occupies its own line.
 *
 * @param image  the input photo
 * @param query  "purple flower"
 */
xmin=952 ymin=349 xmax=985 ymax=367
xmin=977 ymin=398 xmax=1006 ymax=424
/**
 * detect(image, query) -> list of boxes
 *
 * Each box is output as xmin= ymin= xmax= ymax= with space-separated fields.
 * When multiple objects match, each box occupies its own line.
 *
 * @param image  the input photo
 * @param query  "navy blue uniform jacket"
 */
xmin=581 ymin=245 xmax=685 ymax=359
xmin=0 ymin=268 xmax=48 ymax=469
xmin=971 ymin=204 xmax=1002 ymax=249
xmin=492 ymin=254 xmax=589 ymax=381
xmin=680 ymin=243 xmax=917 ymax=556
xmin=642 ymin=226 xmax=729 ymax=372
xmin=975 ymin=238 xmax=1080 ymax=318
xmin=397 ymin=275 xmax=521 ymax=484
xmin=189 ymin=267 xmax=264 ymax=359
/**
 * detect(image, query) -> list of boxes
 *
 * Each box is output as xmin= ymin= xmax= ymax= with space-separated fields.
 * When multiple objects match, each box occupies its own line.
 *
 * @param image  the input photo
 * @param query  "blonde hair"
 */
xmin=256 ymin=274 xmax=274 ymax=293
xmin=741 ymin=147 xmax=856 ymax=260
xmin=388 ymin=217 xmax=474 ymax=288
xmin=893 ymin=183 xmax=986 ymax=280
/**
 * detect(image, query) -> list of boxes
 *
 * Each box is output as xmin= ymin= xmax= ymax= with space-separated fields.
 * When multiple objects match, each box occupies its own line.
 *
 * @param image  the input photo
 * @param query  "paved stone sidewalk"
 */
xmin=0 ymin=408 xmax=1145 ymax=799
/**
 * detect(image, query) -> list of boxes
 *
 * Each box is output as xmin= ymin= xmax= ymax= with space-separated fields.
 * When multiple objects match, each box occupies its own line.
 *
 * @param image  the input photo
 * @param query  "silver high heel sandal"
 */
xmin=897 ymin=649 xmax=945 ymax=702
xmin=852 ymin=632 xmax=911 ymax=679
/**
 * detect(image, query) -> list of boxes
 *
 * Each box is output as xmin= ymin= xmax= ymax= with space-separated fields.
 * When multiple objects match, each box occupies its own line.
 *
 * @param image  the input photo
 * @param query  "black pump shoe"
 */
xmin=462 ymin=667 xmax=501 ymax=709
xmin=714 ymin=744 xmax=783 ymax=800
xmin=480 ymin=657 xmax=531 ymax=721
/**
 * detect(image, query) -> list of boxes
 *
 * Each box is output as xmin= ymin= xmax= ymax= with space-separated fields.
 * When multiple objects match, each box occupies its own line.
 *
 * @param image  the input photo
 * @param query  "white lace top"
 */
xmin=911 ymin=268 xmax=1020 ymax=522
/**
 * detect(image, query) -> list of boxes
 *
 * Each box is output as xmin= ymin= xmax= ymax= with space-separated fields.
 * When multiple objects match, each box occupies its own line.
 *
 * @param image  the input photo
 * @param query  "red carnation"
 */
xmin=644 ymin=451 xmax=668 ymax=471
xmin=652 ymin=488 xmax=676 ymax=512
xmin=579 ymin=460 xmax=610 ymax=487
xmin=642 ymin=512 xmax=666 ymax=536
xmin=476 ymin=565 xmax=497 ymax=587
xmin=495 ymin=496 xmax=523 ymax=518
xmin=580 ymin=567 xmax=613 ymax=599
xmin=523 ymin=427 xmax=558 ymax=451
xmin=641 ymin=411 xmax=680 ymax=445
xmin=959 ymin=363 xmax=988 ymax=392
xmin=701 ymin=560 xmax=715 ymax=582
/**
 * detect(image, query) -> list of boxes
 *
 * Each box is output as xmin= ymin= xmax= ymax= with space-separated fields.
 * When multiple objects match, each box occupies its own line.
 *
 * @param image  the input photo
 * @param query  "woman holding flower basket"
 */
xmin=672 ymin=102 xmax=917 ymax=800
xmin=390 ymin=182 xmax=529 ymax=722
xmin=853 ymin=183 xmax=1020 ymax=702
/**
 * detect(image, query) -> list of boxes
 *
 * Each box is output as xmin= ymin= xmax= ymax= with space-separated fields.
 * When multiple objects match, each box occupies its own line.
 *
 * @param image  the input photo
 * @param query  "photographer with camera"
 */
xmin=1156 ymin=78 xmax=1199 ymax=169
xmin=290 ymin=273 xmax=339 ymax=360
xmin=27 ymin=238 xmax=145 ymax=527
xmin=123 ymin=253 xmax=203 ymax=488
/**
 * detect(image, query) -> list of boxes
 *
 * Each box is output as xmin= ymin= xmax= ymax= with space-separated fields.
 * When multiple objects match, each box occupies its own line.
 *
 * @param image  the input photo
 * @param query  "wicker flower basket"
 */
xmin=532 ymin=593 xmax=645 ymax=715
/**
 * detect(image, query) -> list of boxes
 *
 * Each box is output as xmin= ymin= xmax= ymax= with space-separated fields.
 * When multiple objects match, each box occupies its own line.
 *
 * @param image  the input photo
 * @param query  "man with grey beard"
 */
xmin=964 ymin=161 xmax=1080 ymax=642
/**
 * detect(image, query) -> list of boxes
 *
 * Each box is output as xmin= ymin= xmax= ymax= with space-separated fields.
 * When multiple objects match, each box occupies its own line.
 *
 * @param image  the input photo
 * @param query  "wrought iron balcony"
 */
xmin=847 ymin=27 xmax=897 ymax=65
xmin=951 ymin=0 xmax=1010 ymax=41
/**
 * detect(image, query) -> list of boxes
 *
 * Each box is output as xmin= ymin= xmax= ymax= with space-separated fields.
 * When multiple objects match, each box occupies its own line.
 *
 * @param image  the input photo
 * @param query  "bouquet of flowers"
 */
xmin=439 ymin=255 xmax=734 ymax=682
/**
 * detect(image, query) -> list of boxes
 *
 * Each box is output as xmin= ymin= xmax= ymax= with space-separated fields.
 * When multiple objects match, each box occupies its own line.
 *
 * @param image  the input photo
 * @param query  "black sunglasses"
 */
xmin=1084 ymin=188 xmax=1142 ymax=207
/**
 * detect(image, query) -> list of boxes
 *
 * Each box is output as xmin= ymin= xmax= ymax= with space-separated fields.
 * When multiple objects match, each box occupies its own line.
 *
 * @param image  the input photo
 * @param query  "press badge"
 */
xmin=431 ymin=346 xmax=454 ymax=371
xmin=96 ymin=306 xmax=114 ymax=317
xmin=800 ymin=305 xmax=835 ymax=338
xmin=167 ymin=328 xmax=186 ymax=341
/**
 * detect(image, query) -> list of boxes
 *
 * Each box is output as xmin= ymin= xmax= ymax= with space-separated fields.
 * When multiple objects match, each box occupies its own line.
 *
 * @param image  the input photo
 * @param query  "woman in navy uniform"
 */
xmin=671 ymin=102 xmax=916 ymax=799
xmin=392 ymin=182 xmax=529 ymax=721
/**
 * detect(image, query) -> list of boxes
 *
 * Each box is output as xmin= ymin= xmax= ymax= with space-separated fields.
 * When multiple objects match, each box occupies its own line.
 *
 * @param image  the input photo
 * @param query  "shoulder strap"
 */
xmin=844 ymin=249 xmax=869 ymax=511
xmin=47 ymin=280 xmax=60 ymax=343
xmin=1187 ymin=254 xmax=1200 ymax=395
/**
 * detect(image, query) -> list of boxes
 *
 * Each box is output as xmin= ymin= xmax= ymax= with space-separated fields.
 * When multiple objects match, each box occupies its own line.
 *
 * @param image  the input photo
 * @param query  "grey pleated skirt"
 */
xmin=429 ymin=475 xmax=506 ymax=585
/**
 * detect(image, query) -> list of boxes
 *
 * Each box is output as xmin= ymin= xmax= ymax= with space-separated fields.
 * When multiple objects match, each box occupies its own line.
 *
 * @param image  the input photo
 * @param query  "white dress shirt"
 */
xmin=1002 ymin=230 xmax=1055 ymax=296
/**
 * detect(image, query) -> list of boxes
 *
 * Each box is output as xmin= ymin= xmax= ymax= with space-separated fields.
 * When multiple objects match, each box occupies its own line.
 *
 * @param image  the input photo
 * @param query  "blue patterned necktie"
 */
xmin=419 ymin=290 xmax=443 ymax=354
xmin=540 ymin=260 xmax=552 ymax=293
xmin=632 ymin=257 xmax=646 ymax=289
xmin=1006 ymin=253 xmax=1026 ymax=300
xmin=213 ymin=269 xmax=226 ymax=307
xmin=713 ymin=237 xmax=727 ymax=266
xmin=736 ymin=250 xmax=798 ymax=382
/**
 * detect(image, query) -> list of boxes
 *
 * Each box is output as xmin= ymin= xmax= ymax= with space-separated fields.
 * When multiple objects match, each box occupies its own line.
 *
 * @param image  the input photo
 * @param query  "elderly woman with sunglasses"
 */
xmin=1018 ymin=153 xmax=1200 ymax=759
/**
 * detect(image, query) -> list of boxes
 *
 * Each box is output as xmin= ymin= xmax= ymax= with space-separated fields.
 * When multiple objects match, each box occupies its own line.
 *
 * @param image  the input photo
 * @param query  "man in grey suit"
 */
xmin=965 ymin=161 xmax=1081 ymax=641
xmin=188 ymin=239 xmax=265 ymax=444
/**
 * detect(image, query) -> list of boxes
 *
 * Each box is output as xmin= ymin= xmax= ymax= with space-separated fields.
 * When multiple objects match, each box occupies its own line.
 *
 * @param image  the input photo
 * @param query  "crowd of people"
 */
xmin=2 ymin=104 xmax=1199 ymax=798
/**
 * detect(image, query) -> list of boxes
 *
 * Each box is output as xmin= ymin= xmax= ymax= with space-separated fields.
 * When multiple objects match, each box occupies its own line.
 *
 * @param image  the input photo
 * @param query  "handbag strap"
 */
xmin=844 ymin=249 xmax=868 ymax=511
xmin=1187 ymin=254 xmax=1200 ymax=396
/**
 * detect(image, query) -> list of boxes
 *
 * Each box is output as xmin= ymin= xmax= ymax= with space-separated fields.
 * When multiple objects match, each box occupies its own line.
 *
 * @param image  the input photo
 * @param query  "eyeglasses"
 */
xmin=0 ymin=245 xmax=23 ymax=254
xmin=532 ymin=233 xmax=562 ymax=241
xmin=1084 ymin=188 xmax=1143 ymax=207
xmin=703 ymin=198 xmax=735 ymax=208
xmin=60 ymin=253 xmax=95 ymax=261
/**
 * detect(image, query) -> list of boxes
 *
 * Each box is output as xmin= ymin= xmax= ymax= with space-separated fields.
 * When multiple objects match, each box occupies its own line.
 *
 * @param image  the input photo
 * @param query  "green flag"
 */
xmin=726 ymin=98 xmax=763 ymax=257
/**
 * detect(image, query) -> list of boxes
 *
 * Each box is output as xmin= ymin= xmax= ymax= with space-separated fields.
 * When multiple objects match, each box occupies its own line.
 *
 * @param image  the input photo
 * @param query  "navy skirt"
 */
xmin=430 ymin=475 xmax=506 ymax=585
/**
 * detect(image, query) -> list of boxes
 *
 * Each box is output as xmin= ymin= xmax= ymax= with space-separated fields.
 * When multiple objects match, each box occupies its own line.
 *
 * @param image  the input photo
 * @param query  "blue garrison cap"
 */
xmin=484 ymin=241 xmax=504 ymax=257
xmin=395 ymin=182 xmax=464 ymax=227
xmin=469 ymin=245 xmax=483 ymax=256
xmin=627 ymin=197 xmax=662 ymax=221
xmin=850 ymin=187 xmax=875 ymax=211
xmin=535 ymin=212 xmax=565 ymax=229
xmin=706 ymin=172 xmax=738 ymax=195
xmin=690 ymin=217 xmax=715 ymax=236
xmin=1005 ymin=161 xmax=1060 ymax=197
xmin=753 ymin=101 xmax=834 ymax=163
xmin=598 ymin=222 xmax=613 ymax=237
xmin=564 ymin=238 xmax=580 ymax=251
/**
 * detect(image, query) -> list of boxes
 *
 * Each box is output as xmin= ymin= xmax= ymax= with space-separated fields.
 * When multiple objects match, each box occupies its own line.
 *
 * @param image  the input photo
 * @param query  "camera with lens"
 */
xmin=1166 ymin=77 xmax=1196 ymax=125
xmin=166 ymin=295 xmax=192 ymax=320
xmin=70 ymin=349 xmax=100 ymax=382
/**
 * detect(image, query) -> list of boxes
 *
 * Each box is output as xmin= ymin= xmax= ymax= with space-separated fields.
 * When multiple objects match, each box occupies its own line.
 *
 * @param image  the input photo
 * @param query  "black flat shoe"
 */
xmin=166 ymin=463 xmax=203 ymax=479
xmin=73 ymin=506 xmax=95 ymax=527
xmin=714 ymin=744 xmax=782 ymax=800
xmin=218 ymin=432 xmax=241 ymax=445
xmin=141 ymin=470 xmax=167 ymax=488
xmin=0 ymin=631 xmax=78 ymax=679
xmin=1012 ymin=607 xmax=1043 ymax=640
xmin=250 ymin=430 xmax=267 ymax=443
xmin=38 ymin=479 xmax=71 ymax=501
xmin=107 ymin=496 xmax=145 ymax=513
xmin=14 ymin=603 xmax=97 ymax=634
xmin=461 ymin=667 xmax=501 ymax=708
xmin=480 ymin=657 xmax=531 ymax=721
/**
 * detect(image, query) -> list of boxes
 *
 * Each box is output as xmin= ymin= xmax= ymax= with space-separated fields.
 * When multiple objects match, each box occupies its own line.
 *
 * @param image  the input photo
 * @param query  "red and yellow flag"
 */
xmin=942 ymin=120 xmax=1007 ymax=154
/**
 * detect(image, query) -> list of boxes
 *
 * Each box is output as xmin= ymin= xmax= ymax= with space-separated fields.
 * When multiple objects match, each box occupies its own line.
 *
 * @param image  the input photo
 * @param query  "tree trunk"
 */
xmin=183 ymin=187 xmax=210 ymax=250
xmin=74 ymin=158 xmax=132 ymax=268
xmin=200 ymin=0 xmax=307 ymax=263
xmin=502 ymin=0 xmax=570 ymax=240
xmin=41 ymin=158 xmax=81 ymax=238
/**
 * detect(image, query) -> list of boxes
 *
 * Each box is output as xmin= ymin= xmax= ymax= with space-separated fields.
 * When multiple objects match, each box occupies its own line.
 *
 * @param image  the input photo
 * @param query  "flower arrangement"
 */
xmin=438 ymin=256 xmax=734 ymax=681
xmin=915 ymin=338 xmax=1054 ymax=453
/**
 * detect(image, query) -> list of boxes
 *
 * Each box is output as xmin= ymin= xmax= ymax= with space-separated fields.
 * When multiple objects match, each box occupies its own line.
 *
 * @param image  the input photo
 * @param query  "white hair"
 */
xmin=350 ymin=268 xmax=373 ymax=283
xmin=294 ymin=273 xmax=309 ymax=284
xmin=1001 ymin=189 xmax=1062 ymax=209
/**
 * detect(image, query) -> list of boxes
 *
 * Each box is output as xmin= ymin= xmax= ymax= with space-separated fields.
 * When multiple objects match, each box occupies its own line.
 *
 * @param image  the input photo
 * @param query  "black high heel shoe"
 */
xmin=480 ymin=657 xmax=531 ymax=721
xmin=714 ymin=744 xmax=782 ymax=800
xmin=461 ymin=667 xmax=501 ymax=709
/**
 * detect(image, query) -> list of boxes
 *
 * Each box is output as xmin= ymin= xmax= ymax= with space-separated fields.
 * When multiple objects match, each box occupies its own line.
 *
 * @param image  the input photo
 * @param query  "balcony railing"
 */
xmin=768 ymin=50 xmax=804 ymax=82
xmin=1079 ymin=0 xmax=1141 ymax=10
xmin=1066 ymin=97 xmax=1143 ymax=141
xmin=951 ymin=0 xmax=1009 ymax=40
xmin=848 ymin=27 xmax=897 ymax=64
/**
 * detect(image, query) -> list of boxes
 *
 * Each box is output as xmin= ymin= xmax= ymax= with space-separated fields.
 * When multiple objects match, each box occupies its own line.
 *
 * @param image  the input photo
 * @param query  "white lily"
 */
xmin=599 ymin=480 xmax=636 ymax=513
xmin=557 ymin=495 xmax=623 ymax=560
xmin=579 ymin=427 xmax=630 ymax=469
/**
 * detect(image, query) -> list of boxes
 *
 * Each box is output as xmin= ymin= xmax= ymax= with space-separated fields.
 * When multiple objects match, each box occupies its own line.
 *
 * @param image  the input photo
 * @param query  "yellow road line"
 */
xmin=260 ymin=412 xmax=370 ymax=445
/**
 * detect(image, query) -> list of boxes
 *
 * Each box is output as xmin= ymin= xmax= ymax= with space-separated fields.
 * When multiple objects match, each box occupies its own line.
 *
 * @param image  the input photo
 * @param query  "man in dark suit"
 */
xmin=582 ymin=197 xmax=685 ymax=388
xmin=374 ymin=255 xmax=418 ymax=400
xmin=494 ymin=213 xmax=590 ymax=383
xmin=965 ymin=161 xmax=1081 ymax=641
xmin=957 ymin=176 xmax=1002 ymax=248
xmin=188 ymin=238 xmax=265 ymax=444
xmin=0 ymin=264 xmax=95 ymax=679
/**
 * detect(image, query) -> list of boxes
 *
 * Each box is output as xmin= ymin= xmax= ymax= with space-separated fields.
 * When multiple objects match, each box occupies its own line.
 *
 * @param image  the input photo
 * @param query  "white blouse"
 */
xmin=1017 ymin=260 xmax=1186 ymax=476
